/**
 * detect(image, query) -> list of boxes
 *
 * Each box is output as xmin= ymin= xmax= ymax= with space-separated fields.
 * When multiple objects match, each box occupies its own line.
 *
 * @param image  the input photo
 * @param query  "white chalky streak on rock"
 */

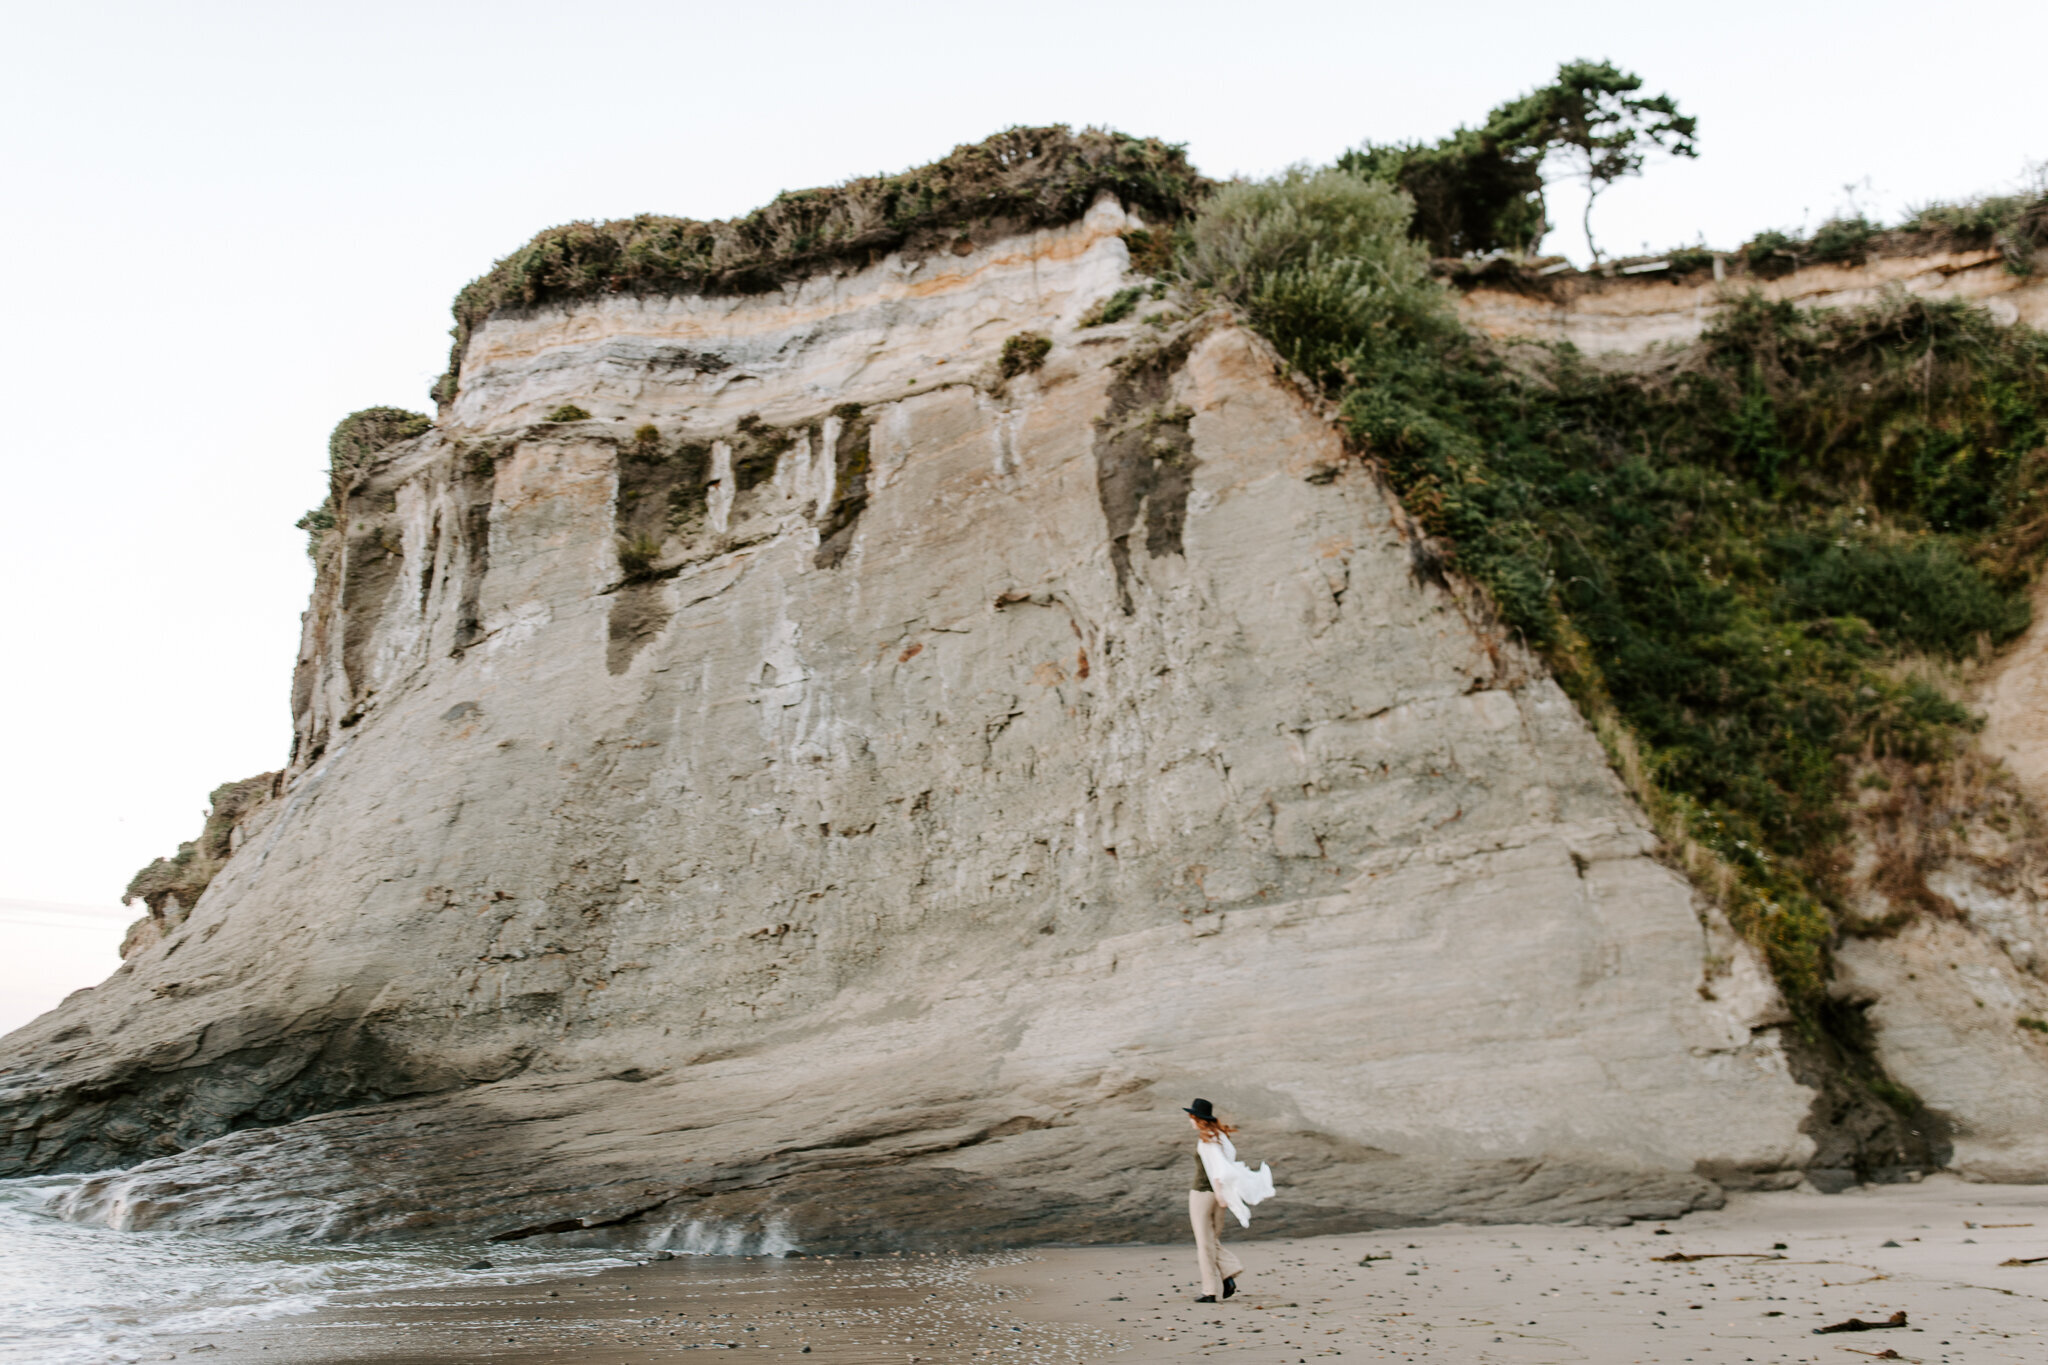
xmin=707 ymin=440 xmax=733 ymax=533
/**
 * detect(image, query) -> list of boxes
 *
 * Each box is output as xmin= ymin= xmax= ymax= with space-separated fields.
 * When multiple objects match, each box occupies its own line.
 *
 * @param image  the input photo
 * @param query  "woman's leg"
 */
xmin=1210 ymin=1198 xmax=1245 ymax=1281
xmin=1188 ymin=1190 xmax=1224 ymax=1298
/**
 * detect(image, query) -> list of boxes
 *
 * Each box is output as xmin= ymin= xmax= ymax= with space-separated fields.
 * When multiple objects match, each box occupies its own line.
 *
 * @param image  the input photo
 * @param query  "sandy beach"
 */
xmin=158 ymin=1178 xmax=2048 ymax=1364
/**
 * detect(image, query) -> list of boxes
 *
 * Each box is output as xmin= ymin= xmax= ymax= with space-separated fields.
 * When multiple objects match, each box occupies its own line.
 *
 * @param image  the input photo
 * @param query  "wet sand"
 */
xmin=158 ymin=1252 xmax=1116 ymax=1364
xmin=160 ymin=1178 xmax=2048 ymax=1364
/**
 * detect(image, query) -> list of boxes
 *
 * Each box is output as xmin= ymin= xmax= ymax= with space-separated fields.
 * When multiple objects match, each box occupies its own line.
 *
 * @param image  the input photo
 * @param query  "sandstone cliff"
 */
xmin=6 ymin=149 xmax=2038 ymax=1249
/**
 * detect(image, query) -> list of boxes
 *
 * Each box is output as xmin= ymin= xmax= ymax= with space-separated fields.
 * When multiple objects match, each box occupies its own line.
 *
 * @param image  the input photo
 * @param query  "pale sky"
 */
xmin=2 ymin=0 xmax=2044 ymax=1032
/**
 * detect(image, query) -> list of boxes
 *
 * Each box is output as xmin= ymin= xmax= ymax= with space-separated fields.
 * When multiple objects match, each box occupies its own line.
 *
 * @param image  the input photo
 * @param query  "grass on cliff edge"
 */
xmin=1181 ymin=166 xmax=2048 ymax=1019
xmin=432 ymin=126 xmax=1204 ymax=404
xmin=296 ymin=407 xmax=433 ymax=556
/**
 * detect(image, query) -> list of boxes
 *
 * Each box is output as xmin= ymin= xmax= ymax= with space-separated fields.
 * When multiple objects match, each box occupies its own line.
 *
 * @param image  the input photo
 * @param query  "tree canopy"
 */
xmin=1341 ymin=59 xmax=1697 ymax=260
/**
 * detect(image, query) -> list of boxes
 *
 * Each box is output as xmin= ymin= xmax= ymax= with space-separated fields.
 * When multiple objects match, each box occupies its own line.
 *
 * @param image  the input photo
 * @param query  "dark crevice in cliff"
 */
xmin=1092 ymin=335 xmax=1198 ymax=613
xmin=451 ymin=446 xmax=497 ymax=655
xmin=814 ymin=405 xmax=874 ymax=570
xmin=730 ymin=414 xmax=796 ymax=494
xmin=1782 ymin=1004 xmax=1954 ymax=1189
xmin=607 ymin=584 xmax=671 ymax=676
xmin=339 ymin=488 xmax=403 ymax=698
xmin=418 ymin=513 xmax=441 ymax=611
xmin=606 ymin=426 xmax=708 ymax=675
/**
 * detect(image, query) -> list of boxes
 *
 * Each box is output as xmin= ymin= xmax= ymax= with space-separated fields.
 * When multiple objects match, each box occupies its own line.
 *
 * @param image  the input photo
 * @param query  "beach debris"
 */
xmin=1834 ymin=1349 xmax=1914 ymax=1361
xmin=1814 ymin=1311 xmax=1908 ymax=1334
xmin=1998 ymin=1254 xmax=2048 ymax=1266
xmin=1652 ymin=1251 xmax=1786 ymax=1262
xmin=1881 ymin=1240 xmax=1902 ymax=1247
xmin=462 ymin=1259 xmax=494 ymax=1270
xmin=1357 ymin=1255 xmax=1391 ymax=1266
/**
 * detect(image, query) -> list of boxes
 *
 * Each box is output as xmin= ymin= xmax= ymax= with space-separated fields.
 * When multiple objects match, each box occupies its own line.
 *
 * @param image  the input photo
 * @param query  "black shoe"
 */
xmin=1194 ymin=1294 xmax=1217 ymax=1303
xmin=1223 ymin=1277 xmax=1237 ymax=1299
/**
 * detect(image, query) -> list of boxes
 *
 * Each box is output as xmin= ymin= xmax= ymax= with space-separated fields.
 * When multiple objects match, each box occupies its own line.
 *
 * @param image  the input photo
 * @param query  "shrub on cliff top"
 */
xmin=1734 ymin=182 xmax=2046 ymax=284
xmin=1181 ymin=168 xmax=1452 ymax=385
xmin=437 ymin=125 xmax=1204 ymax=400
xmin=328 ymin=407 xmax=432 ymax=492
xmin=1902 ymin=188 xmax=2047 ymax=276
xmin=300 ymin=407 xmax=432 ymax=555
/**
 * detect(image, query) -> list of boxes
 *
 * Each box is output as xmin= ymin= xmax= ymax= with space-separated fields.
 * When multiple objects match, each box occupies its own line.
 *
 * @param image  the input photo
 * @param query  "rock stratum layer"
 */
xmin=1456 ymin=245 xmax=2048 ymax=353
xmin=12 ymin=193 xmax=2033 ymax=1251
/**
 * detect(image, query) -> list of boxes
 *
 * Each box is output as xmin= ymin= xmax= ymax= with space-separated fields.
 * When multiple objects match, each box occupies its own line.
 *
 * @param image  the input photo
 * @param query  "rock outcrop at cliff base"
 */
xmin=0 ymin=174 xmax=1845 ymax=1248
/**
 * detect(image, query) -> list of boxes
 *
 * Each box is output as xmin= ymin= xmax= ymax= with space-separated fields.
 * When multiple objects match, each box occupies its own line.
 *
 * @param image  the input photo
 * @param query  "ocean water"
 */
xmin=0 ymin=1174 xmax=628 ymax=1363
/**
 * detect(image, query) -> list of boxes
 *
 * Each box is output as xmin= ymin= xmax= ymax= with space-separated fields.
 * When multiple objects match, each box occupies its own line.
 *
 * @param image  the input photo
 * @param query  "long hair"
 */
xmin=1192 ymin=1114 xmax=1238 ymax=1140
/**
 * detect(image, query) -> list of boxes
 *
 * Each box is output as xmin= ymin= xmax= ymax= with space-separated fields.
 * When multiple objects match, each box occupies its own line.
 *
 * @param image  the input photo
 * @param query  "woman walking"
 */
xmin=1184 ymin=1098 xmax=1275 ymax=1302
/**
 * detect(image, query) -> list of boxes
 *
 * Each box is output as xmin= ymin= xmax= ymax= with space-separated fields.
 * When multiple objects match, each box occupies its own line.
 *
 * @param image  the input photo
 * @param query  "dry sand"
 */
xmin=992 ymin=1177 xmax=2048 ymax=1363
xmin=163 ymin=1178 xmax=2047 ymax=1364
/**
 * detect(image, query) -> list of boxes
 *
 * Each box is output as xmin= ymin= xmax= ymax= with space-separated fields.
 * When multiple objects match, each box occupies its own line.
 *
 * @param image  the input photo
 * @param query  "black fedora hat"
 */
xmin=1183 ymin=1098 xmax=1217 ymax=1120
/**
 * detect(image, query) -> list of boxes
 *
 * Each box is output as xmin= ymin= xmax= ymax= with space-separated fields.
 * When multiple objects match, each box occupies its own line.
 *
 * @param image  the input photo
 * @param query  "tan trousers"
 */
xmin=1189 ymin=1190 xmax=1245 ymax=1297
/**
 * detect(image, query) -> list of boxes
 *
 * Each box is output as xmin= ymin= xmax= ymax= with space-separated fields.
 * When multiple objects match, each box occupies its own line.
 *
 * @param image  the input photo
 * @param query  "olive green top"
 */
xmin=1192 ymin=1149 xmax=1212 ymax=1192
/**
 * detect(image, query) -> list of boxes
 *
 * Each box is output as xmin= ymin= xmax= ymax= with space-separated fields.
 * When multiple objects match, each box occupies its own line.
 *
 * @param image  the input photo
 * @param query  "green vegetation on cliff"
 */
xmin=434 ymin=126 xmax=1205 ymax=404
xmin=297 ymin=407 xmax=433 ymax=553
xmin=325 ymin=407 xmax=433 ymax=488
xmin=1182 ymin=157 xmax=2048 ymax=1025
xmin=1742 ymin=188 xmax=2048 ymax=279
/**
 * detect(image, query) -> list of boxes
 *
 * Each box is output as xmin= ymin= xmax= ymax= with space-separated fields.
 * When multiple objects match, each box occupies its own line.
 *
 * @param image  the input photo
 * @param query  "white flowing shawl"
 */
xmin=1197 ymin=1132 xmax=1276 ymax=1228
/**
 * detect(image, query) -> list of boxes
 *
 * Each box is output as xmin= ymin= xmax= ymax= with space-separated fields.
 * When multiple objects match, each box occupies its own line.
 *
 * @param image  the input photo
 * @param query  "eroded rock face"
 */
xmin=1820 ymin=576 xmax=2048 ymax=1185
xmin=1 ymin=199 xmax=1818 ymax=1245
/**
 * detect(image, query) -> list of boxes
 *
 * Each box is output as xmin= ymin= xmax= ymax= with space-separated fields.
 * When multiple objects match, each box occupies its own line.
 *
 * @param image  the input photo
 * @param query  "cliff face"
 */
xmin=0 ymin=196 xmax=1948 ymax=1249
xmin=1846 ymin=581 xmax=2048 ymax=1185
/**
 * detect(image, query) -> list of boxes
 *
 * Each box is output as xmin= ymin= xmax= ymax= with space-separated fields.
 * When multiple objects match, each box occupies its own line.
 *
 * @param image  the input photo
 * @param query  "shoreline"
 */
xmin=153 ymin=1177 xmax=2048 ymax=1364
